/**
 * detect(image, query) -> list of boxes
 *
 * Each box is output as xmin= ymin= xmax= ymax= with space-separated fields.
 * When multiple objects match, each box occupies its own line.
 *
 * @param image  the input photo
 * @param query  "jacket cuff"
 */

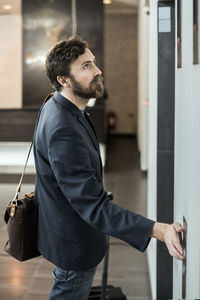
xmin=129 ymin=219 xmax=155 ymax=252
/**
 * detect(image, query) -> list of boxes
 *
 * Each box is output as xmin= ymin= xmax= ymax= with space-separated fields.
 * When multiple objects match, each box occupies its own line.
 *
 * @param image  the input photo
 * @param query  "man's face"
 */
xmin=69 ymin=48 xmax=104 ymax=99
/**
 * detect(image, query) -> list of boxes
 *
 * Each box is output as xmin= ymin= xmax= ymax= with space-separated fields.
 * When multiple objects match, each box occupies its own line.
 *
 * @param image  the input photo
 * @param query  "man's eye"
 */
xmin=83 ymin=64 xmax=89 ymax=69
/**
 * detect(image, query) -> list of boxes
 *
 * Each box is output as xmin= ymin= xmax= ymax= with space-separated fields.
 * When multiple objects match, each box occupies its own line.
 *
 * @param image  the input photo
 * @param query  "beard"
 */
xmin=69 ymin=74 xmax=104 ymax=99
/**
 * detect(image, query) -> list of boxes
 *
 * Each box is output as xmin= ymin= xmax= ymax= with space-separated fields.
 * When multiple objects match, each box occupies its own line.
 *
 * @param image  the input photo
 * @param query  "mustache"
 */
xmin=91 ymin=75 xmax=103 ymax=85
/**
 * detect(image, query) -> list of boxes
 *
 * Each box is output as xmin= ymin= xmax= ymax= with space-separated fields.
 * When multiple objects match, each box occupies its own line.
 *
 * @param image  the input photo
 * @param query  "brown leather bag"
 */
xmin=3 ymin=93 xmax=53 ymax=261
xmin=4 ymin=192 xmax=40 ymax=261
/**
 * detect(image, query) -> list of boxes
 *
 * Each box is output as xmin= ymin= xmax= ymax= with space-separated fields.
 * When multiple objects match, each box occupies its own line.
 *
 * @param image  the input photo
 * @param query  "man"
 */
xmin=33 ymin=35 xmax=183 ymax=300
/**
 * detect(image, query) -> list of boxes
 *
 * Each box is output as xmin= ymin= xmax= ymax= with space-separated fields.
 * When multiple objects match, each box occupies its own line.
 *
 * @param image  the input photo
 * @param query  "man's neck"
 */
xmin=59 ymin=89 xmax=88 ymax=110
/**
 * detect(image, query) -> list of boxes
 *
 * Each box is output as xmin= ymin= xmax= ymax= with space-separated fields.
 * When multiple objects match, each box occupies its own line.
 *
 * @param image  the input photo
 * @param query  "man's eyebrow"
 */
xmin=82 ymin=57 xmax=96 ymax=66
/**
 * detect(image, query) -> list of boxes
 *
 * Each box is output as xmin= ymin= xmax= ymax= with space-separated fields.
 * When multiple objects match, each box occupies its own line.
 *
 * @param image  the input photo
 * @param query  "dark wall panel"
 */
xmin=157 ymin=1 xmax=175 ymax=299
xmin=0 ymin=109 xmax=38 ymax=141
xmin=22 ymin=0 xmax=72 ymax=107
xmin=22 ymin=0 xmax=104 ymax=107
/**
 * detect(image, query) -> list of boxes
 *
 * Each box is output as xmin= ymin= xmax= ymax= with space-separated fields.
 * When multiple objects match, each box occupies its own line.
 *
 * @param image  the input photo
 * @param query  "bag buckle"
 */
xmin=12 ymin=191 xmax=19 ymax=204
xmin=10 ymin=191 xmax=20 ymax=217
xmin=10 ymin=204 xmax=16 ymax=217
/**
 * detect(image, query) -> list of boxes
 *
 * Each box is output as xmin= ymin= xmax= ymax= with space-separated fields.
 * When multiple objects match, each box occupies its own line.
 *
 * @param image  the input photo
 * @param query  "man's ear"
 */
xmin=57 ymin=76 xmax=71 ymax=88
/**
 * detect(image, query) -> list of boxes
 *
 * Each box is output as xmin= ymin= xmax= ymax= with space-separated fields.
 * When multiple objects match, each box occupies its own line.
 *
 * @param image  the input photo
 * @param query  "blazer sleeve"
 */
xmin=48 ymin=126 xmax=155 ymax=252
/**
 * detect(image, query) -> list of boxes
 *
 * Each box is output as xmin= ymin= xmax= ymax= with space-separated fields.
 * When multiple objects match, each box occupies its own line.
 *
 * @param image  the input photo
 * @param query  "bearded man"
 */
xmin=33 ymin=35 xmax=183 ymax=300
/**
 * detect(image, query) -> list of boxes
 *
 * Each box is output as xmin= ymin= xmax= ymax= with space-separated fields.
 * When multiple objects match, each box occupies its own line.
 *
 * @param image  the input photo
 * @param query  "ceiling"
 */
xmin=0 ymin=0 xmax=20 ymax=14
xmin=105 ymin=0 xmax=138 ymax=15
xmin=112 ymin=0 xmax=138 ymax=6
xmin=0 ymin=0 xmax=139 ymax=15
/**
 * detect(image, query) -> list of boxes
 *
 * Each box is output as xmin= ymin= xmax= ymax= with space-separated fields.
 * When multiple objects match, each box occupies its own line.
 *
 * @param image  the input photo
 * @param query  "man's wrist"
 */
xmin=150 ymin=222 xmax=168 ymax=242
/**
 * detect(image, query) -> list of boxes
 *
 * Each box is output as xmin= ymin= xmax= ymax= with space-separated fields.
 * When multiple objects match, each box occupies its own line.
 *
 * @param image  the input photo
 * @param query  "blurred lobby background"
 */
xmin=1 ymin=0 xmax=200 ymax=299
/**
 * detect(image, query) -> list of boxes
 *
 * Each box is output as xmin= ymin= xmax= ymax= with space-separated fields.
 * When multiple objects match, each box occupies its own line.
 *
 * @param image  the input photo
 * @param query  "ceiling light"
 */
xmin=103 ymin=0 xmax=112 ymax=4
xmin=3 ymin=5 xmax=12 ymax=10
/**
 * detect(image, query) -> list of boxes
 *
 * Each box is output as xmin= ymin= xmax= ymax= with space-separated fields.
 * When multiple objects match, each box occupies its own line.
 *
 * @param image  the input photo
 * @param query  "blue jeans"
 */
xmin=49 ymin=266 xmax=97 ymax=300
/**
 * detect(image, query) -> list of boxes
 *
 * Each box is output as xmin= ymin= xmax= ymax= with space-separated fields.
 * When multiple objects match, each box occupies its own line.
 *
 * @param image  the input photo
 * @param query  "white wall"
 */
xmin=173 ymin=1 xmax=200 ymax=298
xmin=146 ymin=0 xmax=158 ymax=299
xmin=137 ymin=0 xmax=150 ymax=170
xmin=0 ymin=0 xmax=22 ymax=109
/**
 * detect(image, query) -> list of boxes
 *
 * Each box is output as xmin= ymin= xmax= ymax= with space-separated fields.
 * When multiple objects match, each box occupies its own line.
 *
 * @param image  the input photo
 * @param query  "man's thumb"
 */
xmin=173 ymin=222 xmax=183 ymax=232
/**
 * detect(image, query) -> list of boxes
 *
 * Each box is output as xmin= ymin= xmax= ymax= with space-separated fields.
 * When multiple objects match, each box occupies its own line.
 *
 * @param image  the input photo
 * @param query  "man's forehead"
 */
xmin=74 ymin=48 xmax=95 ymax=65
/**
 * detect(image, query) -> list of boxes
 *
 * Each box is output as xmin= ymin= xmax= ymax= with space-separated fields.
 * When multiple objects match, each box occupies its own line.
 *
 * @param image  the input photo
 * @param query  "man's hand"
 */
xmin=150 ymin=222 xmax=184 ymax=261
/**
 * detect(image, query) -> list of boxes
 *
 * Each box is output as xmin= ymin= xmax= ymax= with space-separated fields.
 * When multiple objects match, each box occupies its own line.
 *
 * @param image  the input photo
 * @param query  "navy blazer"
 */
xmin=33 ymin=91 xmax=155 ymax=271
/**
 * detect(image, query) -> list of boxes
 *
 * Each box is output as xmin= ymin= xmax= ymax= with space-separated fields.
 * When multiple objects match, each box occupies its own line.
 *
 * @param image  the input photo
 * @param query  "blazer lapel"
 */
xmin=78 ymin=113 xmax=100 ymax=154
xmin=84 ymin=113 xmax=99 ymax=143
xmin=78 ymin=113 xmax=103 ymax=177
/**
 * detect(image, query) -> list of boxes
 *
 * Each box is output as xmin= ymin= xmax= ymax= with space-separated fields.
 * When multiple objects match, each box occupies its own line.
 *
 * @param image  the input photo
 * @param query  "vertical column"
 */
xmin=157 ymin=1 xmax=175 ymax=299
xmin=76 ymin=0 xmax=104 ymax=72
xmin=76 ymin=0 xmax=105 ymax=142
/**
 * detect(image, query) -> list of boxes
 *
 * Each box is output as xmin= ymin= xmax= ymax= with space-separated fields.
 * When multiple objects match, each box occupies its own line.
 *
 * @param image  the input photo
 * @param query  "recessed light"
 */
xmin=103 ymin=0 xmax=112 ymax=4
xmin=3 ymin=5 xmax=12 ymax=10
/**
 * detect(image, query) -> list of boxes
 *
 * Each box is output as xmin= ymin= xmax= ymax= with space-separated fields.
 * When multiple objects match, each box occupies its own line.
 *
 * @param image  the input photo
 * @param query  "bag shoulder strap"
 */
xmin=13 ymin=93 xmax=54 ymax=202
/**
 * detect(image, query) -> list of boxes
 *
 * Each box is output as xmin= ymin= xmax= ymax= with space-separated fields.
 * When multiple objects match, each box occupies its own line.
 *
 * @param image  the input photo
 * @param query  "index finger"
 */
xmin=172 ymin=234 xmax=184 ymax=256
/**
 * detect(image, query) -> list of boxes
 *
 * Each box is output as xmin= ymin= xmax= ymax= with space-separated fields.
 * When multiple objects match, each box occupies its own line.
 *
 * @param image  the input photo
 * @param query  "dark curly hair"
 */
xmin=45 ymin=35 xmax=88 ymax=91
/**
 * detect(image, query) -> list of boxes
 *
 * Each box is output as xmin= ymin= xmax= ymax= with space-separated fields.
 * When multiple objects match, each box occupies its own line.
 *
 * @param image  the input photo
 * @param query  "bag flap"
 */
xmin=4 ymin=206 xmax=10 ymax=224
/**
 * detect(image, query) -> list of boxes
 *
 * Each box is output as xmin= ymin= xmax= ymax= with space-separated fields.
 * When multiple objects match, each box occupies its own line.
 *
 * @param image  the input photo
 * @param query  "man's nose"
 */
xmin=93 ymin=65 xmax=102 ymax=76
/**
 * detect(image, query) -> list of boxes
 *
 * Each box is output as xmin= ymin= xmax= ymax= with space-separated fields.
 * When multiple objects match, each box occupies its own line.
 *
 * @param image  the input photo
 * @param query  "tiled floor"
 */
xmin=0 ymin=136 xmax=152 ymax=300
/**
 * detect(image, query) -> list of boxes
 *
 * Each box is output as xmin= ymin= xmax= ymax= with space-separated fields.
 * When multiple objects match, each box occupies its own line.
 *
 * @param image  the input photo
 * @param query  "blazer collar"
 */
xmin=53 ymin=91 xmax=102 ymax=175
xmin=53 ymin=91 xmax=98 ymax=151
xmin=53 ymin=91 xmax=80 ymax=116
